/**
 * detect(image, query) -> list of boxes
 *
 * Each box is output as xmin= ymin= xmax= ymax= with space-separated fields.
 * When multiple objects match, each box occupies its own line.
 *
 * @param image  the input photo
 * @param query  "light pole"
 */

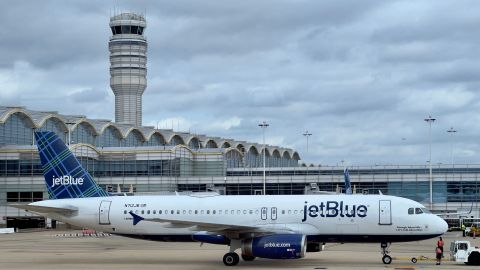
xmin=424 ymin=115 xmax=436 ymax=208
xmin=447 ymin=127 xmax=457 ymax=166
xmin=65 ymin=122 xmax=76 ymax=146
xmin=303 ymin=131 xmax=312 ymax=153
xmin=259 ymin=121 xmax=269 ymax=195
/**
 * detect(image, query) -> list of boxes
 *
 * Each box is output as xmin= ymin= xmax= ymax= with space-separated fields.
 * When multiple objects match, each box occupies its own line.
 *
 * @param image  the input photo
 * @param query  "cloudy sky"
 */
xmin=1 ymin=0 xmax=479 ymax=166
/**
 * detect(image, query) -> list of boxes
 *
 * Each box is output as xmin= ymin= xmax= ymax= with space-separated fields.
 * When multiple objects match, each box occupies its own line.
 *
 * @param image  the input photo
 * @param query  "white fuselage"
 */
xmin=29 ymin=194 xmax=447 ymax=243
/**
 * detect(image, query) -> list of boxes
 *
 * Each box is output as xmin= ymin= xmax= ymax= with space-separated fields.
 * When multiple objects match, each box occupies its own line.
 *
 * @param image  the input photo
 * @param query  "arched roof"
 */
xmin=281 ymin=150 xmax=292 ymax=159
xmin=70 ymin=143 xmax=100 ymax=159
xmin=272 ymin=149 xmax=281 ymax=158
xmin=97 ymin=123 xmax=123 ymax=137
xmin=246 ymin=145 xmax=259 ymax=154
xmin=0 ymin=107 xmax=36 ymax=128
xmin=169 ymin=134 xmax=185 ymax=145
xmin=225 ymin=147 xmax=244 ymax=157
xmin=71 ymin=119 xmax=99 ymax=135
xmin=124 ymin=128 xmax=147 ymax=141
xmin=148 ymin=131 xmax=167 ymax=143
xmin=204 ymin=139 xmax=218 ymax=148
xmin=36 ymin=115 xmax=69 ymax=132
xmin=0 ymin=106 xmax=299 ymax=163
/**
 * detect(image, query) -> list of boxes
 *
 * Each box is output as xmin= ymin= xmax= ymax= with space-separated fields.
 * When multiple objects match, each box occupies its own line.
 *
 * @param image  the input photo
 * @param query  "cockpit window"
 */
xmin=408 ymin=208 xmax=414 ymax=215
xmin=420 ymin=208 xmax=431 ymax=214
xmin=415 ymin=208 xmax=423 ymax=214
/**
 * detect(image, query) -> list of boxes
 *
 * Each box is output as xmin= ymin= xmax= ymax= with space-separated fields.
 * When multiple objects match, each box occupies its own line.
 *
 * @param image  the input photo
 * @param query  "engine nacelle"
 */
xmin=241 ymin=234 xmax=306 ymax=259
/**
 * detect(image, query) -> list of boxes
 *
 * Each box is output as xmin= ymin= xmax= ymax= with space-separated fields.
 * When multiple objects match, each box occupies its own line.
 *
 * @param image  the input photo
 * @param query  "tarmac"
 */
xmin=0 ymin=230 xmax=479 ymax=270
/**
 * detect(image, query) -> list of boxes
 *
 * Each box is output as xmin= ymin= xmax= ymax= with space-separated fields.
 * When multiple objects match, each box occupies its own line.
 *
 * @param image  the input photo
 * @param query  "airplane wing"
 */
xmin=10 ymin=204 xmax=78 ymax=215
xmin=129 ymin=212 xmax=293 ymax=235
xmin=436 ymin=202 xmax=473 ymax=217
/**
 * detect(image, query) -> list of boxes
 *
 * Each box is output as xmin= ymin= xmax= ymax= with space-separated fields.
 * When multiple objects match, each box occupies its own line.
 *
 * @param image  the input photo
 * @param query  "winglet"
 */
xmin=129 ymin=211 xmax=144 ymax=226
xmin=344 ymin=168 xmax=352 ymax=195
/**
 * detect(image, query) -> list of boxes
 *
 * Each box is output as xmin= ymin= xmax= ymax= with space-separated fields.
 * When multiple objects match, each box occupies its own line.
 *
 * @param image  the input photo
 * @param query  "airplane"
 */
xmin=12 ymin=131 xmax=448 ymax=266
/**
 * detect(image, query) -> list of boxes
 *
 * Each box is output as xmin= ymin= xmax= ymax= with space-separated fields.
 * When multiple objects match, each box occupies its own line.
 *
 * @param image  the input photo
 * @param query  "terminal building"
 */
xmin=0 ymin=12 xmax=478 ymax=228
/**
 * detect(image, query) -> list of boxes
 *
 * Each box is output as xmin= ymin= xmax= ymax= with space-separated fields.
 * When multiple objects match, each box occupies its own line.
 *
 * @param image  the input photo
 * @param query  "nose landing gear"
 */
xmin=381 ymin=242 xmax=392 ymax=264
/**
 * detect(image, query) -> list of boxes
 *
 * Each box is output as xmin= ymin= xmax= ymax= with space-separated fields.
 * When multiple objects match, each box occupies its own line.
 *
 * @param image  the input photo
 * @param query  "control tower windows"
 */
xmin=111 ymin=25 xmax=144 ymax=35
xmin=121 ymin=25 xmax=130 ymax=34
xmin=131 ymin=26 xmax=138 ymax=34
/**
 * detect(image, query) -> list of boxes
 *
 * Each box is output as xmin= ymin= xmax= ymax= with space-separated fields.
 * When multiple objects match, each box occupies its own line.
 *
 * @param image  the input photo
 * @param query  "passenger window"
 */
xmin=165 ymin=210 xmax=168 ymax=214
xmin=159 ymin=210 xmax=162 ymax=214
xmin=171 ymin=210 xmax=174 ymax=214
xmin=141 ymin=210 xmax=144 ymax=214
xmin=189 ymin=210 xmax=192 ymax=214
xmin=243 ymin=210 xmax=247 ymax=214
xmin=255 ymin=210 xmax=259 ymax=214
xmin=207 ymin=210 xmax=210 ymax=214
xmin=294 ymin=210 xmax=298 ymax=214
xmin=177 ymin=210 xmax=180 ymax=214
xmin=237 ymin=210 xmax=241 ymax=215
xmin=408 ymin=208 xmax=414 ymax=215
xmin=219 ymin=210 xmax=222 ymax=214
xmin=147 ymin=210 xmax=150 ymax=214
xmin=249 ymin=210 xmax=253 ymax=214
xmin=183 ymin=210 xmax=186 ymax=214
xmin=213 ymin=210 xmax=216 ymax=214
xmin=282 ymin=210 xmax=285 ymax=214
xmin=124 ymin=210 xmax=127 ymax=214
xmin=231 ymin=210 xmax=234 ymax=215
xmin=201 ymin=210 xmax=204 ymax=214
xmin=195 ymin=210 xmax=198 ymax=214
xmin=415 ymin=208 xmax=423 ymax=214
xmin=288 ymin=210 xmax=291 ymax=214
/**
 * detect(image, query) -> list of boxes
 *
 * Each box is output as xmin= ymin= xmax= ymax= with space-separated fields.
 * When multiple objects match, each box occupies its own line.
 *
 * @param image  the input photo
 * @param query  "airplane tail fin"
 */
xmin=344 ymin=168 xmax=352 ymax=195
xmin=34 ymin=131 xmax=109 ymax=199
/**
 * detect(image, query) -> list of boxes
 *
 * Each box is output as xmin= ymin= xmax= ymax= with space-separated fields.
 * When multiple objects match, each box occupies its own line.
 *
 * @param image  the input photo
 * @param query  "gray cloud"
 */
xmin=1 ymin=0 xmax=480 ymax=166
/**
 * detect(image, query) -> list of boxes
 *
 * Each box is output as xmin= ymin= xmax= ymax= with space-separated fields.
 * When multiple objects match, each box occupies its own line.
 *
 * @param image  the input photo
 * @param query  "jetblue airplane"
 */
xmin=13 ymin=132 xmax=448 ymax=266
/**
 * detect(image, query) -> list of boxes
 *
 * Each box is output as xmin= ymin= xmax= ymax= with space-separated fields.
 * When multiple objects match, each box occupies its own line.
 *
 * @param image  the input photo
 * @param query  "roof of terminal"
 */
xmin=0 ymin=106 xmax=299 ymax=159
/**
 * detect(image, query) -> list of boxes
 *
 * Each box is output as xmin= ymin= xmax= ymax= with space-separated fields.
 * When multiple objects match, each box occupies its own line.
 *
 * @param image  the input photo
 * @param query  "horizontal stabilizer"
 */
xmin=10 ymin=204 xmax=78 ymax=215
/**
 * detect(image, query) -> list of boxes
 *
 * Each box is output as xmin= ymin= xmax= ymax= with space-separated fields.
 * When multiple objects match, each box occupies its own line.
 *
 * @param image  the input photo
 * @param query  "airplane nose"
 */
xmin=437 ymin=217 xmax=448 ymax=234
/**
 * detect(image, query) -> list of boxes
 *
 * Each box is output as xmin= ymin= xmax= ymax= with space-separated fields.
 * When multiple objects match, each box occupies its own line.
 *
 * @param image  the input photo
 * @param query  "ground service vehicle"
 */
xmin=450 ymin=240 xmax=480 ymax=265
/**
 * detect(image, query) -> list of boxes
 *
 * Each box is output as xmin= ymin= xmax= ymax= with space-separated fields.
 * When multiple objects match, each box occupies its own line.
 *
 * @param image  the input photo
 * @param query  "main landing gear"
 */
xmin=222 ymin=239 xmax=256 ymax=266
xmin=223 ymin=240 xmax=241 ymax=266
xmin=381 ymin=242 xmax=392 ymax=264
xmin=223 ymin=252 xmax=240 ymax=266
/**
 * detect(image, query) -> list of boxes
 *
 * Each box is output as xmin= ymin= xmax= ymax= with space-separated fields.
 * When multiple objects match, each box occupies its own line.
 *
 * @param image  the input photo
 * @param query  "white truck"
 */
xmin=450 ymin=240 xmax=480 ymax=265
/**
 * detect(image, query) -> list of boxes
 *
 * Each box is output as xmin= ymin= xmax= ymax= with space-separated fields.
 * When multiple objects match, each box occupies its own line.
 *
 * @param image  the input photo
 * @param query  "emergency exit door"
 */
xmin=378 ymin=200 xmax=392 ymax=225
xmin=99 ymin=200 xmax=112 ymax=225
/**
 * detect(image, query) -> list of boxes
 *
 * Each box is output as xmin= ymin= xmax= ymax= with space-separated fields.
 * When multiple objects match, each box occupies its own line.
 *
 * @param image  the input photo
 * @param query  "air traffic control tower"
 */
xmin=109 ymin=13 xmax=147 ymax=126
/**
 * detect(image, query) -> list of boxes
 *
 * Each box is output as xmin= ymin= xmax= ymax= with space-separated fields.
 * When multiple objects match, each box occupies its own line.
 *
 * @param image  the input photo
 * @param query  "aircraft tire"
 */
xmin=241 ymin=254 xmax=256 ymax=261
xmin=223 ymin=252 xmax=240 ymax=266
xmin=382 ymin=255 xmax=392 ymax=264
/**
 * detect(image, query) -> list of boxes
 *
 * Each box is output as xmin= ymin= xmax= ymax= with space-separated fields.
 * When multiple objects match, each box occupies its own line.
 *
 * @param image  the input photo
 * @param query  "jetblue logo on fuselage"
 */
xmin=51 ymin=176 xmax=84 ymax=188
xmin=302 ymin=201 xmax=368 ymax=222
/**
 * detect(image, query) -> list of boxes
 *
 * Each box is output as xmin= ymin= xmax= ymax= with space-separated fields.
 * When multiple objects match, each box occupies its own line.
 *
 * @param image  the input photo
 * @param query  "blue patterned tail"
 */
xmin=34 ymin=131 xmax=109 ymax=199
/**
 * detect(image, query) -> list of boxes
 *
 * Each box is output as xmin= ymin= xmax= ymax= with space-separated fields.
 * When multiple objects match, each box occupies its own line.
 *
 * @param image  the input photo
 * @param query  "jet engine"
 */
xmin=241 ymin=234 xmax=306 ymax=259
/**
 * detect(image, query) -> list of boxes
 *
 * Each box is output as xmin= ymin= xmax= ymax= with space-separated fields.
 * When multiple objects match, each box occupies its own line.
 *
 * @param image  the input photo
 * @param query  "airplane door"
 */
xmin=271 ymin=207 xmax=277 ymax=220
xmin=261 ymin=207 xmax=267 ymax=220
xmin=379 ymin=200 xmax=392 ymax=225
xmin=99 ymin=200 xmax=112 ymax=225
